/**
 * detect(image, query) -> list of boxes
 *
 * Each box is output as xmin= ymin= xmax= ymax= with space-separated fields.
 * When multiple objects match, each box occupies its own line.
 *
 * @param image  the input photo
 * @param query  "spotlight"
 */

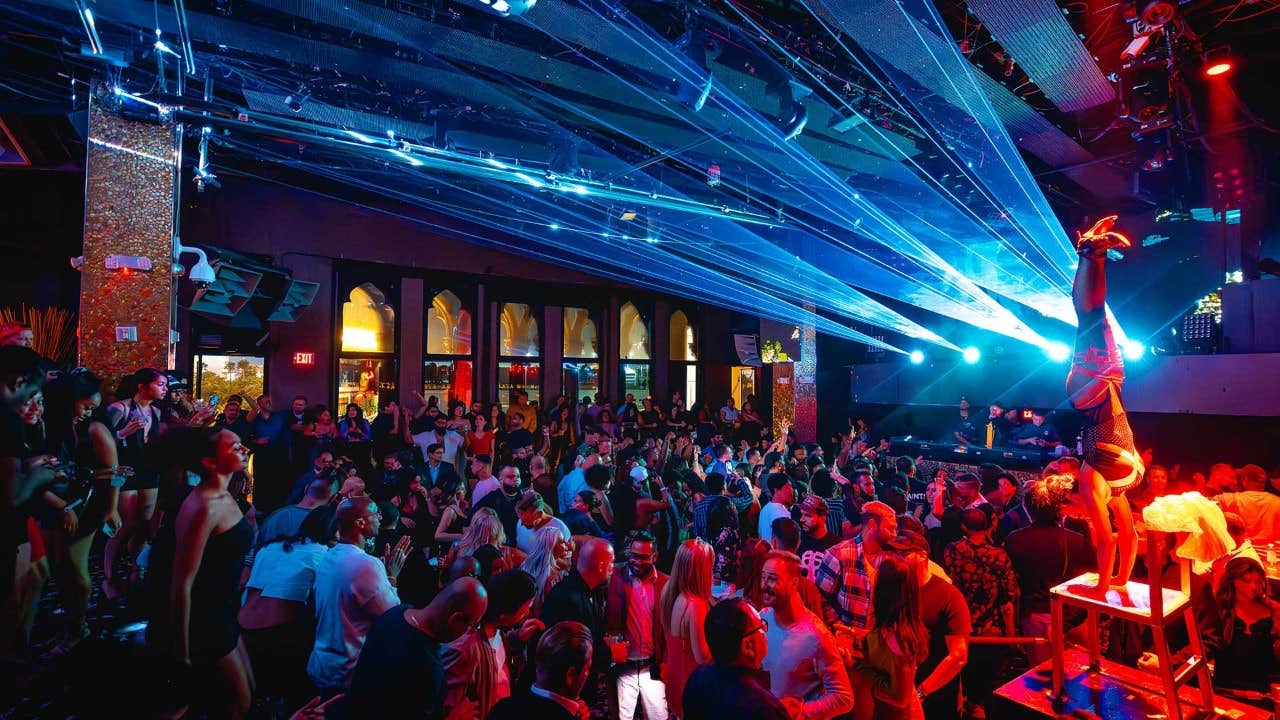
xmin=1204 ymin=61 xmax=1233 ymax=78
xmin=1045 ymin=342 xmax=1071 ymax=362
xmin=473 ymin=0 xmax=537 ymax=16
xmin=1123 ymin=341 xmax=1146 ymax=361
xmin=962 ymin=346 xmax=981 ymax=364
xmin=1204 ymin=48 xmax=1235 ymax=78
xmin=909 ymin=350 xmax=925 ymax=365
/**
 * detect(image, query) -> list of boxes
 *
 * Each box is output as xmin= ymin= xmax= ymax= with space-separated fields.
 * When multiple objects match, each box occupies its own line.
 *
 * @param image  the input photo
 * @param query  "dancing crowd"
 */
xmin=1 ymin=333 xmax=1279 ymax=720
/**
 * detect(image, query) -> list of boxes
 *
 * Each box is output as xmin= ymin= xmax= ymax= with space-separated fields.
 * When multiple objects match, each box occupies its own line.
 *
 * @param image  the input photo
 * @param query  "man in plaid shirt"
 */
xmin=813 ymin=501 xmax=898 ymax=635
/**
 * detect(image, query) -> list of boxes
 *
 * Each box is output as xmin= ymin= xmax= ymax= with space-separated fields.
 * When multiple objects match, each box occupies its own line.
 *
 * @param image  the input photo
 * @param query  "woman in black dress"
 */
xmin=162 ymin=428 xmax=255 ymax=718
xmin=104 ymin=368 xmax=167 ymax=599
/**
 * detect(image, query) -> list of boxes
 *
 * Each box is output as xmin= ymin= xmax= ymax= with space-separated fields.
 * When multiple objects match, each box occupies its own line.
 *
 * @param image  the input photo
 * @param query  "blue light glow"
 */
xmin=909 ymin=350 xmax=925 ymax=364
xmin=1122 ymin=341 xmax=1146 ymax=361
xmin=962 ymin=346 xmax=981 ymax=364
xmin=1045 ymin=342 xmax=1071 ymax=362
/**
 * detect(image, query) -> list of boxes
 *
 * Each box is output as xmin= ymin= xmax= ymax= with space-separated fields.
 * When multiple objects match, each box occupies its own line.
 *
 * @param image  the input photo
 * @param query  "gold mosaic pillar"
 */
xmin=78 ymin=104 xmax=176 ymax=387
xmin=773 ymin=361 xmax=795 ymax=439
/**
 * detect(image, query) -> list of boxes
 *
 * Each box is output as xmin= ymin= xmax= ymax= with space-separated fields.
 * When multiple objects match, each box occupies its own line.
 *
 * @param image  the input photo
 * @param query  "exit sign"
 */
xmin=293 ymin=352 xmax=315 ymax=367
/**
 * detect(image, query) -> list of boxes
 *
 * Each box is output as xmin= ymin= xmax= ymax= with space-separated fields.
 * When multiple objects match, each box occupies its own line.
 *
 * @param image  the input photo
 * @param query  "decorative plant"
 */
xmin=1 ymin=304 xmax=77 ymax=365
xmin=761 ymin=339 xmax=790 ymax=363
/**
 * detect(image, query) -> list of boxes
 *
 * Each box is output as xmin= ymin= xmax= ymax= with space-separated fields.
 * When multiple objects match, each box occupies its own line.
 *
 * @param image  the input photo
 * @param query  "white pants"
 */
xmin=616 ymin=664 xmax=668 ymax=720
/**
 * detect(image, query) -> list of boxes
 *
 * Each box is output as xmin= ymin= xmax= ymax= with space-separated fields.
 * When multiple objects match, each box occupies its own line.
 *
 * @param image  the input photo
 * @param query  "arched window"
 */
xmin=669 ymin=311 xmax=697 ymax=362
xmin=619 ymin=302 xmax=651 ymax=401
xmin=338 ymin=281 xmax=397 ymax=419
xmin=563 ymin=307 xmax=600 ymax=405
xmin=427 ymin=290 xmax=472 ymax=355
xmin=619 ymin=302 xmax=650 ymax=360
xmin=500 ymin=302 xmax=540 ymax=358
xmin=424 ymin=289 xmax=474 ymax=407
xmin=669 ymin=310 xmax=698 ymax=407
xmin=499 ymin=302 xmax=541 ymax=406
xmin=341 ymin=283 xmax=395 ymax=353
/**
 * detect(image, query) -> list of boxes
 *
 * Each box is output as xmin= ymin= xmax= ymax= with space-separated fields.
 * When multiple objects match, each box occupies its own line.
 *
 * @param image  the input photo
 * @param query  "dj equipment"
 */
xmin=889 ymin=439 xmax=1046 ymax=470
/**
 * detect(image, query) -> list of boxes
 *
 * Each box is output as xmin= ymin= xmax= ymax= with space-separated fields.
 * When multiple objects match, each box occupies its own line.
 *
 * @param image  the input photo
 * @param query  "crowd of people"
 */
xmin=1 ymin=322 xmax=1279 ymax=720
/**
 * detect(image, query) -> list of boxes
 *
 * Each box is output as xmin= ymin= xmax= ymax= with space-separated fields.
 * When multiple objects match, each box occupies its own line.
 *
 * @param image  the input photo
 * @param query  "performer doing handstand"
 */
xmin=1067 ymin=215 xmax=1144 ymax=599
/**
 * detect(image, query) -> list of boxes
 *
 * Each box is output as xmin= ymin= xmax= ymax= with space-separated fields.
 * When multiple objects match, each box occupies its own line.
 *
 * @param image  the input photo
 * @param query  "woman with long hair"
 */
xmin=432 ymin=476 xmax=469 ymax=552
xmin=465 ymin=412 xmax=494 ymax=459
xmin=520 ymin=525 xmax=574 ymax=615
xmin=104 ymin=367 xmax=167 ymax=599
xmin=337 ymin=403 xmax=372 ymax=470
xmin=738 ymin=401 xmax=763 ymax=447
xmin=303 ymin=405 xmax=338 ymax=460
xmin=733 ymin=538 xmax=771 ymax=607
xmin=660 ymin=538 xmax=714 ymax=718
xmin=449 ymin=507 xmax=526 ymax=570
xmin=859 ymin=555 xmax=928 ymax=720
xmin=1198 ymin=557 xmax=1280 ymax=693
xmin=36 ymin=371 xmax=123 ymax=656
xmin=150 ymin=427 xmax=255 ymax=719
xmin=547 ymin=405 xmax=575 ymax=471
xmin=390 ymin=471 xmax=433 ymax=547
xmin=444 ymin=403 xmax=468 ymax=468
xmin=597 ymin=409 xmax=620 ymax=442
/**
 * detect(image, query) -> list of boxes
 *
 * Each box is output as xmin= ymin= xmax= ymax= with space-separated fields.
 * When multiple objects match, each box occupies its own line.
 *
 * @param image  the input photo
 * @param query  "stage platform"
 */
xmin=992 ymin=648 xmax=1273 ymax=720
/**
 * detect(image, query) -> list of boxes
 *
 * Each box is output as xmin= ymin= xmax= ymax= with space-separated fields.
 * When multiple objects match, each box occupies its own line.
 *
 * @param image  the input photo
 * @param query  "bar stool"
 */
xmin=1048 ymin=529 xmax=1214 ymax=720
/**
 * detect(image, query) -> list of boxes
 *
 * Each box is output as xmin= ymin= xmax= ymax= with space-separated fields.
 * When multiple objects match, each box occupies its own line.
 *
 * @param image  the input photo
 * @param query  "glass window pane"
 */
xmin=621 ymin=362 xmax=651 ymax=400
xmin=427 ymin=290 xmax=472 ymax=355
xmin=499 ymin=361 xmax=541 ymax=406
xmin=732 ymin=366 xmax=756 ymax=408
xmin=338 ymin=357 xmax=397 ymax=420
xmin=195 ymin=354 xmax=265 ymax=403
xmin=685 ymin=364 xmax=698 ymax=408
xmin=620 ymin=302 xmax=650 ymax=360
xmin=424 ymin=359 xmax=473 ymax=408
xmin=500 ymin=303 xmax=540 ymax=357
xmin=562 ymin=362 xmax=599 ymax=403
xmin=563 ymin=307 xmax=598 ymax=358
xmin=342 ymin=283 xmax=395 ymax=353
xmin=669 ymin=311 xmax=697 ymax=361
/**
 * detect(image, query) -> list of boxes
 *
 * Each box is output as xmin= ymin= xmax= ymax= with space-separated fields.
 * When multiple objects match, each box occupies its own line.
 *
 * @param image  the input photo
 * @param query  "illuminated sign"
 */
xmin=293 ymin=352 xmax=315 ymax=367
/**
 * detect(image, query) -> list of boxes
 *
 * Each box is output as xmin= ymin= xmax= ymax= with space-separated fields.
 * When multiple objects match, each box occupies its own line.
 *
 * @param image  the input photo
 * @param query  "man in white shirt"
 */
xmin=759 ymin=551 xmax=853 ymax=720
xmin=307 ymin=495 xmax=408 ymax=694
xmin=516 ymin=492 xmax=571 ymax=555
xmin=469 ymin=454 xmax=498 ymax=506
xmin=758 ymin=474 xmax=796 ymax=545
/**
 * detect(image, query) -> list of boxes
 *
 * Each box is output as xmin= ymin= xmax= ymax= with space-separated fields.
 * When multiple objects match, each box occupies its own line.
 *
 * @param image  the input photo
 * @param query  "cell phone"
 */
xmin=101 ymin=522 xmax=116 ymax=538
xmin=208 ymin=394 xmax=220 ymax=406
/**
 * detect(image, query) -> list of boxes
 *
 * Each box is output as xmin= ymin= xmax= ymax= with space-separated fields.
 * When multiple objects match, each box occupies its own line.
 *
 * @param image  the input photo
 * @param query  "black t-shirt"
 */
xmin=952 ymin=416 xmax=979 ymax=444
xmin=343 ymin=605 xmax=445 ymax=719
xmin=916 ymin=575 xmax=971 ymax=719
xmin=1004 ymin=524 xmax=1092 ymax=615
xmin=0 ymin=408 xmax=28 ymax=461
xmin=796 ymin=530 xmax=840 ymax=579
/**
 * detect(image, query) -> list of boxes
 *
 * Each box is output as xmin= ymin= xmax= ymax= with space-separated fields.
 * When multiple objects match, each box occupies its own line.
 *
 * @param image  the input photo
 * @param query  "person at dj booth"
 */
xmin=981 ymin=402 xmax=1013 ymax=448
xmin=950 ymin=398 xmax=979 ymax=446
xmin=1014 ymin=410 xmax=1065 ymax=457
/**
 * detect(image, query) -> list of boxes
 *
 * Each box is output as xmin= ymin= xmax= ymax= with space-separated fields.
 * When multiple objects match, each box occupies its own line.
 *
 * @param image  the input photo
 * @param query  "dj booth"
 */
xmin=889 ymin=439 xmax=1050 ymax=471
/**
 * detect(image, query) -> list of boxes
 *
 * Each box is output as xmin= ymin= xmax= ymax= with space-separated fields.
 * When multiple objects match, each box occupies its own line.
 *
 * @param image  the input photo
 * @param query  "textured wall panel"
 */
xmin=79 ymin=105 xmax=175 ymax=386
xmin=968 ymin=0 xmax=1115 ymax=112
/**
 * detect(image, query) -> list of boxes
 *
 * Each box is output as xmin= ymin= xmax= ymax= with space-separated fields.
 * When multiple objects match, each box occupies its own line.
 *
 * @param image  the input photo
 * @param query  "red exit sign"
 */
xmin=293 ymin=352 xmax=315 ymax=367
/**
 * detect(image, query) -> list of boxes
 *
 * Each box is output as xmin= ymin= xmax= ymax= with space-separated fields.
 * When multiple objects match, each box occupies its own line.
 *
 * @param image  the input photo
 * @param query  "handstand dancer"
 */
xmin=1066 ymin=215 xmax=1144 ymax=599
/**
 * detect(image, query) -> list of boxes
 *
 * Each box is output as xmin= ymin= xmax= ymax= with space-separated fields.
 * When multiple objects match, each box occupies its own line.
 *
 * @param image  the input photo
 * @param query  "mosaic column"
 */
xmin=793 ymin=306 xmax=818 ymax=443
xmin=78 ymin=103 xmax=177 ymax=387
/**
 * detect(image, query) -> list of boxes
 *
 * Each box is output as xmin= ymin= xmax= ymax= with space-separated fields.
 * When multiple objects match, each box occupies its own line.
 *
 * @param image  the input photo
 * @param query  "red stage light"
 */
xmin=1204 ymin=61 xmax=1233 ymax=78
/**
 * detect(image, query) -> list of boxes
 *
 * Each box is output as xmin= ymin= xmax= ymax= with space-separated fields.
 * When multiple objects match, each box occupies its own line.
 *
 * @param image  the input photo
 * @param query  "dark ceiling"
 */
xmin=1 ymin=0 xmax=1276 ymax=353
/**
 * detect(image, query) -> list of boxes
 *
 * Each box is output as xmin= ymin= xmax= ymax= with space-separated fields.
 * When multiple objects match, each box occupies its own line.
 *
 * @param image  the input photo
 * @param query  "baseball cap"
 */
xmin=799 ymin=495 xmax=829 ymax=516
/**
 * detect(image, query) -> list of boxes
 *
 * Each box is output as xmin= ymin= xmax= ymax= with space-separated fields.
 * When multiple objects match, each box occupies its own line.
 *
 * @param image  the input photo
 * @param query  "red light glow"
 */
xmin=1205 ymin=62 xmax=1233 ymax=78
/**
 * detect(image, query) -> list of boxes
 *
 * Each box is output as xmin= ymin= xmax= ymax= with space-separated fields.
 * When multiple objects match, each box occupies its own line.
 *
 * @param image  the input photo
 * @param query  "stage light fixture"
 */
xmin=1204 ymin=61 xmax=1233 ymax=78
xmin=1123 ymin=341 xmax=1146 ymax=361
xmin=962 ymin=346 xmax=981 ymax=364
xmin=472 ymin=0 xmax=537 ymax=16
xmin=1046 ymin=342 xmax=1071 ymax=363
xmin=909 ymin=350 xmax=925 ymax=364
